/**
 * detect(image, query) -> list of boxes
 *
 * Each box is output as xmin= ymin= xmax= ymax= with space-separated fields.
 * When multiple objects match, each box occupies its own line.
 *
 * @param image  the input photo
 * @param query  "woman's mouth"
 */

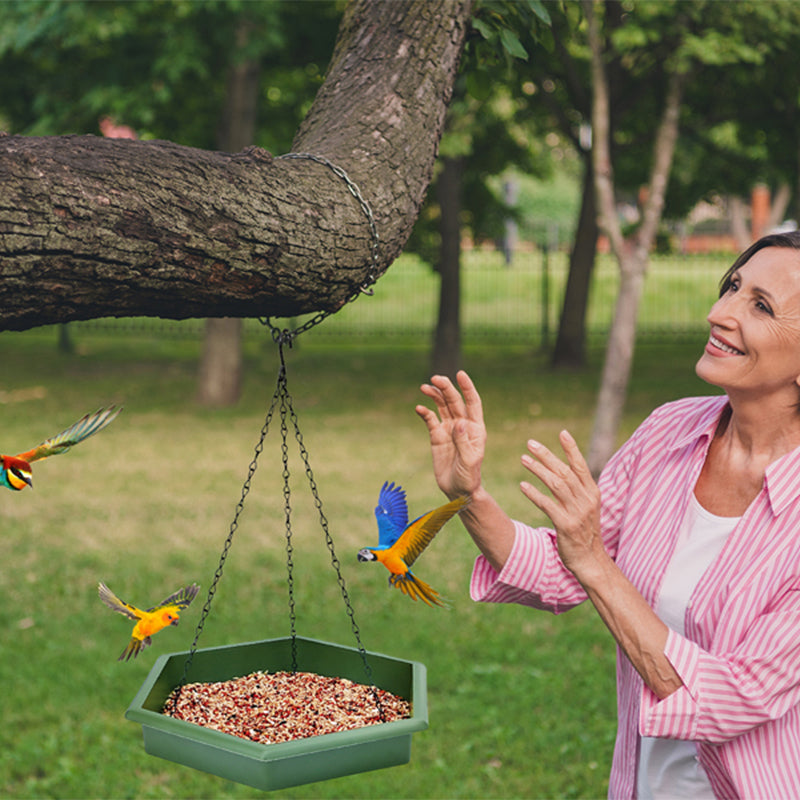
xmin=708 ymin=333 xmax=743 ymax=355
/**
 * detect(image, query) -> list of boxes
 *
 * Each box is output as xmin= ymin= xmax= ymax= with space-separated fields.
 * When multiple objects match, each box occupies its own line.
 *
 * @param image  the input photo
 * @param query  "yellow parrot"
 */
xmin=357 ymin=481 xmax=469 ymax=607
xmin=98 ymin=581 xmax=200 ymax=661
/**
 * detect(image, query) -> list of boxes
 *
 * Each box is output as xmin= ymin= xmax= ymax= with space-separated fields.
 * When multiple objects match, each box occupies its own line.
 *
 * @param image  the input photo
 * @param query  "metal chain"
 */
xmin=282 ymin=379 xmax=386 ymax=721
xmin=179 ymin=362 xmax=284 ymax=685
xmin=278 ymin=355 xmax=299 ymax=673
xmin=262 ymin=152 xmax=381 ymax=344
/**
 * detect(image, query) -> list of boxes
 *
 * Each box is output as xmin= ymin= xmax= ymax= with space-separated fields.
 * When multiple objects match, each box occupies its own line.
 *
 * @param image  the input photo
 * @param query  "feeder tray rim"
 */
xmin=125 ymin=635 xmax=427 ymax=760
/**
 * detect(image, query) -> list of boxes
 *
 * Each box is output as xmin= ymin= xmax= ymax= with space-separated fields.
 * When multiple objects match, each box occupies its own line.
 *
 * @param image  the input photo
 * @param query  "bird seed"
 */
xmin=162 ymin=670 xmax=411 ymax=744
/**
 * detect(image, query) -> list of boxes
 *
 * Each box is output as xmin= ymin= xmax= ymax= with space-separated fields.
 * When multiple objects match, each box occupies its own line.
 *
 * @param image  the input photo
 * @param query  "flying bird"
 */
xmin=357 ymin=481 xmax=469 ymax=607
xmin=98 ymin=581 xmax=200 ymax=661
xmin=1 ymin=405 xmax=121 ymax=491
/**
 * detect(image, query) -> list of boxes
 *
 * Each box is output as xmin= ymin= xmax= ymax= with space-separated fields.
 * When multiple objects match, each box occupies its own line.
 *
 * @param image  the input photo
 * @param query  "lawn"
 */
xmin=0 ymin=327 xmax=713 ymax=799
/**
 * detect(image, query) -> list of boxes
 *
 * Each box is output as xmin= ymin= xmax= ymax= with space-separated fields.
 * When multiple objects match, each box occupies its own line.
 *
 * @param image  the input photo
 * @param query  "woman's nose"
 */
xmin=707 ymin=292 xmax=737 ymax=328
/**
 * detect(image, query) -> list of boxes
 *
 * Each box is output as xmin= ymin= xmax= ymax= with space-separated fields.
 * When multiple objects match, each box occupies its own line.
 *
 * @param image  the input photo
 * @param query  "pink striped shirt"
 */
xmin=471 ymin=395 xmax=800 ymax=798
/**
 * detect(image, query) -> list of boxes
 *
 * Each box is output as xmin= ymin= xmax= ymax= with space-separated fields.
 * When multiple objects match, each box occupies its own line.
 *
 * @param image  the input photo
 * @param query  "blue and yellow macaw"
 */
xmin=1 ymin=406 xmax=121 ymax=491
xmin=358 ymin=481 xmax=469 ymax=608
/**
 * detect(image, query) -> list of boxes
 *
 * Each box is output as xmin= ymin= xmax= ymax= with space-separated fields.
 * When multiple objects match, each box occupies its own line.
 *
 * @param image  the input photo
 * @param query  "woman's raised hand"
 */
xmin=416 ymin=370 xmax=487 ymax=500
xmin=520 ymin=430 xmax=603 ymax=575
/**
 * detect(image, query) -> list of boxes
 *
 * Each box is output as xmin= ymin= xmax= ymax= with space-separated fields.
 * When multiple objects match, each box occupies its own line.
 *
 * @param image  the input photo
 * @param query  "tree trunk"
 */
xmin=551 ymin=153 xmax=597 ymax=368
xmin=0 ymin=0 xmax=472 ymax=332
xmin=431 ymin=155 xmax=463 ymax=378
xmin=197 ymin=18 xmax=259 ymax=408
xmin=767 ymin=181 xmax=791 ymax=231
xmin=196 ymin=317 xmax=242 ymax=405
xmin=730 ymin=195 xmax=751 ymax=251
xmin=583 ymin=0 xmax=685 ymax=476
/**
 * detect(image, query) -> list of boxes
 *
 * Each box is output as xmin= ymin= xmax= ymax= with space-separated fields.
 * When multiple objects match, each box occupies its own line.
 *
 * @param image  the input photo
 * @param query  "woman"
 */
xmin=416 ymin=232 xmax=800 ymax=798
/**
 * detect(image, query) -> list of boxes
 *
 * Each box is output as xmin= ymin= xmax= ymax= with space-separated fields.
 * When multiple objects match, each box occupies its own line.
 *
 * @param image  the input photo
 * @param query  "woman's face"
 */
xmin=696 ymin=246 xmax=800 ymax=402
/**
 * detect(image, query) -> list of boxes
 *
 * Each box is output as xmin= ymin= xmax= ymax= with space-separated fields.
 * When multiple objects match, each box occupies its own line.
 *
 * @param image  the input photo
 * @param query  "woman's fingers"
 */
xmin=558 ymin=429 xmax=594 ymax=486
xmin=414 ymin=403 xmax=439 ymax=432
xmin=520 ymin=433 xmax=597 ymax=510
xmin=522 ymin=440 xmax=573 ymax=495
xmin=519 ymin=478 xmax=560 ymax=521
xmin=428 ymin=374 xmax=467 ymax=421
xmin=455 ymin=370 xmax=485 ymax=425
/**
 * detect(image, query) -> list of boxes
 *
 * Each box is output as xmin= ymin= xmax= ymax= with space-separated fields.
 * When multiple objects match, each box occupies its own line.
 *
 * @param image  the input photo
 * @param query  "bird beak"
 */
xmin=357 ymin=548 xmax=376 ymax=562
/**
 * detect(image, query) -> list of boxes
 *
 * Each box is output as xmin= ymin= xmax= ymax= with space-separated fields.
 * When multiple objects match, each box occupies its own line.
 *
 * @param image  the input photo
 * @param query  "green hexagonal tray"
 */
xmin=124 ymin=636 xmax=428 ymax=791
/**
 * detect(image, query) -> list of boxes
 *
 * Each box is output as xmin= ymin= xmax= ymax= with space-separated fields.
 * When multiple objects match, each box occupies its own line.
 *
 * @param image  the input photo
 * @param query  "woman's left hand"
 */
xmin=520 ymin=430 xmax=604 ymax=576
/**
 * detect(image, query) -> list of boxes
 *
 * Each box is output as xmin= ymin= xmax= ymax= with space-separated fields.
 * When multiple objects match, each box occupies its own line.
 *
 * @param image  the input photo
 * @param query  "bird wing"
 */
xmin=98 ymin=582 xmax=143 ymax=621
xmin=374 ymin=481 xmax=409 ymax=548
xmin=392 ymin=495 xmax=469 ymax=567
xmin=149 ymin=582 xmax=200 ymax=612
xmin=17 ymin=406 xmax=121 ymax=463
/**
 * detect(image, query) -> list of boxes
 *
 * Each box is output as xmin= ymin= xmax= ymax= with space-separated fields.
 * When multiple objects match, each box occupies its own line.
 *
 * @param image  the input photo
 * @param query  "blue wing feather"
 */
xmin=374 ymin=481 xmax=408 ymax=548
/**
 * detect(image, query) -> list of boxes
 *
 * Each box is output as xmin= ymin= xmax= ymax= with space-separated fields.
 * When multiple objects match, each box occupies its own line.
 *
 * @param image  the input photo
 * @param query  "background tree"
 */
xmin=662 ymin=2 xmax=800 ymax=243
xmin=583 ymin=0 xmax=686 ymax=474
xmin=406 ymin=0 xmax=553 ymax=377
xmin=582 ymin=0 xmax=791 ymax=473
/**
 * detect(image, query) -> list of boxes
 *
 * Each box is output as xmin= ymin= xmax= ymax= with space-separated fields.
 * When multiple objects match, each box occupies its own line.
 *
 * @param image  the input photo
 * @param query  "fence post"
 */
xmin=540 ymin=239 xmax=550 ymax=351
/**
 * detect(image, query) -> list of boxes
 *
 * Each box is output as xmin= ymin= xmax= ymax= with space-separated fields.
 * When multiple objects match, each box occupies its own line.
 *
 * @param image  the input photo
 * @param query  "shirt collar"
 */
xmin=666 ymin=395 xmax=800 ymax=516
xmin=666 ymin=395 xmax=728 ymax=453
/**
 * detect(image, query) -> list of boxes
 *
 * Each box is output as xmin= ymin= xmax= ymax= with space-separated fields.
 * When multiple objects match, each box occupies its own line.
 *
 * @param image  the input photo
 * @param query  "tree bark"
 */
xmin=431 ymin=155 xmax=463 ymax=379
xmin=0 ymin=0 xmax=472 ymax=332
xmin=584 ymin=0 xmax=685 ymax=476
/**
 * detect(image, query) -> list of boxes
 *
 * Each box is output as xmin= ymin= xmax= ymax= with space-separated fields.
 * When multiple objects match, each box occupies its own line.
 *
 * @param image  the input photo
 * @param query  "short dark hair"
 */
xmin=719 ymin=231 xmax=800 ymax=297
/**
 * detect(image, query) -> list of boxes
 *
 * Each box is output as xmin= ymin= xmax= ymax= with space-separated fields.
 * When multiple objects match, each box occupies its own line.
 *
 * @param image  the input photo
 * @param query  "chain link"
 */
xmin=262 ymin=152 xmax=381 ymax=344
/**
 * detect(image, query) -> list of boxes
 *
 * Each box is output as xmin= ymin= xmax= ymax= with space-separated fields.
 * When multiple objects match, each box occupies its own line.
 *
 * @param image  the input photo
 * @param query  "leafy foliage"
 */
xmin=0 ymin=0 xmax=339 ymax=153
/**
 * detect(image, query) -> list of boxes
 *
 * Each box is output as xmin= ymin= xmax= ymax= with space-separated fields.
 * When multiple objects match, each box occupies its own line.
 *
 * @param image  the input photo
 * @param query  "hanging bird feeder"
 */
xmin=123 ymin=154 xmax=428 ymax=790
xmin=125 ymin=637 xmax=427 ymax=791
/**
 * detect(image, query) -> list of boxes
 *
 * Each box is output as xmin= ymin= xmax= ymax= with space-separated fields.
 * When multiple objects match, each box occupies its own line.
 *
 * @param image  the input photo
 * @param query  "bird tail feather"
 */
xmin=390 ymin=572 xmax=449 ymax=608
xmin=119 ymin=635 xmax=150 ymax=662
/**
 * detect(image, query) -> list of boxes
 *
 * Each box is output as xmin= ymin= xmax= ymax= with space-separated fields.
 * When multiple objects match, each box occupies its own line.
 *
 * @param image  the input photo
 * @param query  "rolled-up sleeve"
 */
xmin=639 ymin=630 xmax=703 ymax=741
xmin=470 ymin=520 xmax=587 ymax=613
xmin=640 ymin=589 xmax=800 ymax=745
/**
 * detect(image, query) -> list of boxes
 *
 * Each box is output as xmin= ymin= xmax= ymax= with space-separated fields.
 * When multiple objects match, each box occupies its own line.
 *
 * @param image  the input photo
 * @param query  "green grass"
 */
xmin=0 ymin=329 xmax=713 ymax=799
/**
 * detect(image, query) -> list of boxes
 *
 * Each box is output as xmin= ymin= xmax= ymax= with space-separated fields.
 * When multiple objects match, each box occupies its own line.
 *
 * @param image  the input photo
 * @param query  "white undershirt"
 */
xmin=637 ymin=494 xmax=740 ymax=800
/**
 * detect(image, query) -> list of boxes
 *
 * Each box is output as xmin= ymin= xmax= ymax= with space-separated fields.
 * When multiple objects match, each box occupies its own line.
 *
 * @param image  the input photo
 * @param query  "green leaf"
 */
xmin=471 ymin=17 xmax=493 ymax=40
xmin=527 ymin=0 xmax=552 ymax=26
xmin=466 ymin=69 xmax=493 ymax=101
xmin=499 ymin=27 xmax=528 ymax=61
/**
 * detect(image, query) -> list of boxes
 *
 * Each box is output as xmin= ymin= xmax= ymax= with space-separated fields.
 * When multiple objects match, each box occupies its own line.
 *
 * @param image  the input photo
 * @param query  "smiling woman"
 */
xmin=697 ymin=236 xmax=800 ymax=417
xmin=414 ymin=230 xmax=800 ymax=799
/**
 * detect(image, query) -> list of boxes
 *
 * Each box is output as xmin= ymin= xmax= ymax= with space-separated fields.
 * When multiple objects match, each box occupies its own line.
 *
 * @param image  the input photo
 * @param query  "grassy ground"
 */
xmin=0 ymin=329 xmax=714 ymax=799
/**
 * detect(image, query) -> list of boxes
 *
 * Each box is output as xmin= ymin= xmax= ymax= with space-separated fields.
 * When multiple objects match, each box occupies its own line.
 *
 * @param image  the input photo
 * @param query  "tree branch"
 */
xmin=0 ymin=0 xmax=473 ymax=332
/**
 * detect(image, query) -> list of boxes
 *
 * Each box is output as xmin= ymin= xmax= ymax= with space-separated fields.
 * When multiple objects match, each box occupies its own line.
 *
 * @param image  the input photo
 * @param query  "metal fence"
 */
xmin=65 ymin=248 xmax=732 ymax=346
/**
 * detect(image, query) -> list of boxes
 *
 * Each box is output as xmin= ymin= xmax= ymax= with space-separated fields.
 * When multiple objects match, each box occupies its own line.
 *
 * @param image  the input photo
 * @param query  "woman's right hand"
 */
xmin=415 ymin=370 xmax=487 ymax=500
